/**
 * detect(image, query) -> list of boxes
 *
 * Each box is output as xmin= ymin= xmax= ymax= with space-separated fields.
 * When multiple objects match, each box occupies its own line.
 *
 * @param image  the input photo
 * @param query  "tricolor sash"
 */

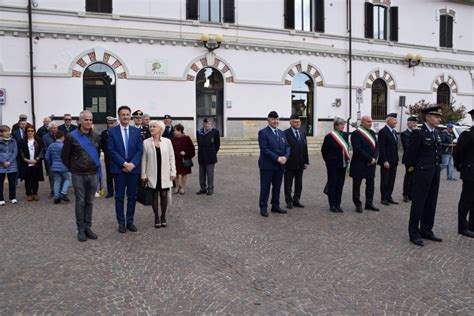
xmin=356 ymin=127 xmax=376 ymax=149
xmin=70 ymin=129 xmax=102 ymax=187
xmin=329 ymin=131 xmax=350 ymax=161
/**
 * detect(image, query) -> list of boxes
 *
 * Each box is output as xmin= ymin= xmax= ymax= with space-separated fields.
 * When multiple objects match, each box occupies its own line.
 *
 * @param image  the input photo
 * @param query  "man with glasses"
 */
xmin=59 ymin=114 xmax=77 ymax=136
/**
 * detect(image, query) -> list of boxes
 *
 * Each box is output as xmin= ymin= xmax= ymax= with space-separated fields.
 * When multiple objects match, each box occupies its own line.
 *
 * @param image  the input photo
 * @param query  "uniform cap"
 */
xmin=468 ymin=109 xmax=474 ymax=116
xmin=421 ymin=106 xmax=442 ymax=116
xmin=290 ymin=114 xmax=300 ymax=120
xmin=268 ymin=111 xmax=279 ymax=119
xmin=132 ymin=110 xmax=143 ymax=117
xmin=203 ymin=118 xmax=210 ymax=123
xmin=386 ymin=113 xmax=397 ymax=119
xmin=106 ymin=116 xmax=117 ymax=122
xmin=407 ymin=116 xmax=417 ymax=122
xmin=164 ymin=114 xmax=172 ymax=119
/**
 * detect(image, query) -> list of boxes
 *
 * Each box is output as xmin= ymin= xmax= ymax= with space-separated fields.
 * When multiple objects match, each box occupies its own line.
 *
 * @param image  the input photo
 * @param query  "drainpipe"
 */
xmin=347 ymin=0 xmax=352 ymax=132
xmin=28 ymin=0 xmax=36 ymax=127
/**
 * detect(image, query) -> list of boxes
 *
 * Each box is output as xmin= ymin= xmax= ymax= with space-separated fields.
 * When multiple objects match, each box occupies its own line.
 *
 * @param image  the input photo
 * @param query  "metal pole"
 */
xmin=347 ymin=0 xmax=352 ymax=132
xmin=28 ymin=0 xmax=36 ymax=127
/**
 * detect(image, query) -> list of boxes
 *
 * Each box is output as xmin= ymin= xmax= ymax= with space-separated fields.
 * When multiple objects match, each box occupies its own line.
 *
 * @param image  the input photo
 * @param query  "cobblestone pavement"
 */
xmin=1 ymin=155 xmax=473 ymax=314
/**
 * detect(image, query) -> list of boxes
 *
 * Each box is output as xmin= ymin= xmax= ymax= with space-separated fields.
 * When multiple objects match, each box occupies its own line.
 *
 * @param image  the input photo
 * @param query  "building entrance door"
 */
xmin=196 ymin=67 xmax=224 ymax=133
xmin=83 ymin=63 xmax=116 ymax=124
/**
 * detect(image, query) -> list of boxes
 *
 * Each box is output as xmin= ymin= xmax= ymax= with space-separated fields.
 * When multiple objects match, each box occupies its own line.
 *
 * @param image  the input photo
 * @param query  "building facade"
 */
xmin=0 ymin=0 xmax=473 ymax=136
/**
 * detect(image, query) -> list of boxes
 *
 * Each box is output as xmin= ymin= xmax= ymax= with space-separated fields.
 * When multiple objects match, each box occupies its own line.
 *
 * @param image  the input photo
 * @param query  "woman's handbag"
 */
xmin=182 ymin=158 xmax=193 ymax=168
xmin=137 ymin=183 xmax=153 ymax=206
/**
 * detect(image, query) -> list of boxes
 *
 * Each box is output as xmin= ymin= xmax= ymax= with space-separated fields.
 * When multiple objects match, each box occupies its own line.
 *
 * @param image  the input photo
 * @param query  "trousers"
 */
xmin=284 ymin=168 xmax=304 ymax=204
xmin=72 ymin=173 xmax=98 ymax=232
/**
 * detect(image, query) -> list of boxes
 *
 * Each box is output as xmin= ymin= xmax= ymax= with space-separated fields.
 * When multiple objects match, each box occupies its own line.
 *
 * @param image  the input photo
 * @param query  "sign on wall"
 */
xmin=145 ymin=59 xmax=168 ymax=77
xmin=0 ymin=88 xmax=5 ymax=105
xmin=356 ymin=87 xmax=363 ymax=104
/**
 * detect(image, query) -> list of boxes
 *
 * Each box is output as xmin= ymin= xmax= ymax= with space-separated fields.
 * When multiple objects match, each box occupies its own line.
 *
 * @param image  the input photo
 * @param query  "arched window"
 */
xmin=196 ymin=67 xmax=224 ymax=133
xmin=83 ymin=62 xmax=116 ymax=124
xmin=291 ymin=72 xmax=314 ymax=136
xmin=371 ymin=79 xmax=387 ymax=120
xmin=437 ymin=83 xmax=450 ymax=106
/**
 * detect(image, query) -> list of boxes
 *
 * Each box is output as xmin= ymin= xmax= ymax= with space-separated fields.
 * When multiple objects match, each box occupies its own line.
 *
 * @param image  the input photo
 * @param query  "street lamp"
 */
xmin=200 ymin=33 xmax=224 ymax=52
xmin=405 ymin=53 xmax=423 ymax=68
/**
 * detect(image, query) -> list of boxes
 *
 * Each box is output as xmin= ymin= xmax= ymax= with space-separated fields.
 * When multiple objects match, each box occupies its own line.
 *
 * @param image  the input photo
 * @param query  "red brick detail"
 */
xmin=213 ymin=59 xmax=221 ymax=68
xmin=187 ymin=74 xmax=195 ymax=81
xmin=285 ymin=80 xmax=292 ymax=85
xmin=317 ymin=81 xmax=323 ymax=87
xmin=117 ymin=72 xmax=127 ymax=79
xmin=88 ymin=52 xmax=96 ymax=63
xmin=307 ymin=65 xmax=313 ymax=73
xmin=77 ymin=58 xmax=87 ymax=68
xmin=440 ymin=75 xmax=444 ymax=82
xmin=432 ymin=87 xmax=438 ymax=92
xmin=296 ymin=64 xmax=302 ymax=72
xmin=222 ymin=65 xmax=229 ymax=73
xmin=375 ymin=70 xmax=380 ymax=78
xmin=314 ymin=71 xmax=320 ymax=79
xmin=103 ymin=53 xmax=111 ymax=63
xmin=200 ymin=58 xmax=208 ymax=67
xmin=288 ymin=69 xmax=295 ymax=77
xmin=452 ymin=87 xmax=458 ymax=93
xmin=225 ymin=76 xmax=234 ymax=83
xmin=369 ymin=74 xmax=375 ymax=81
xmin=72 ymin=70 xmax=82 ymax=77
xmin=366 ymin=83 xmax=372 ymax=88
xmin=191 ymin=63 xmax=199 ymax=72
xmin=389 ymin=83 xmax=395 ymax=90
xmin=112 ymin=60 xmax=122 ymax=69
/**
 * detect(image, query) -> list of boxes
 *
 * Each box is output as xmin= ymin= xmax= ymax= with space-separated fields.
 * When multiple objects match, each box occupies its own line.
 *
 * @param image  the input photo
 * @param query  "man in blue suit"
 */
xmin=258 ymin=111 xmax=290 ymax=217
xmin=108 ymin=105 xmax=143 ymax=233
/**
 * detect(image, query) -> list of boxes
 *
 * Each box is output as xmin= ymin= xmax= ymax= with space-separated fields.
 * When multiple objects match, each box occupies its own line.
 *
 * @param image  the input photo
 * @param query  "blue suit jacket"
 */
xmin=108 ymin=125 xmax=143 ymax=175
xmin=258 ymin=126 xmax=290 ymax=170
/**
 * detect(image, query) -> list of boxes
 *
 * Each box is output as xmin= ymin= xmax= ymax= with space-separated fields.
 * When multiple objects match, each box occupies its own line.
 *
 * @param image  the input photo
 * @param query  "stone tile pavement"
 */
xmin=0 ymin=156 xmax=472 ymax=314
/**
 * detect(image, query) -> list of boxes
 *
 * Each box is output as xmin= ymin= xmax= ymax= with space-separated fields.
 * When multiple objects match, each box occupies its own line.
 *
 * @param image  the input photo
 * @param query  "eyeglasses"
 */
xmin=65 ymin=119 xmax=72 ymax=121
xmin=27 ymin=130 xmax=35 ymax=132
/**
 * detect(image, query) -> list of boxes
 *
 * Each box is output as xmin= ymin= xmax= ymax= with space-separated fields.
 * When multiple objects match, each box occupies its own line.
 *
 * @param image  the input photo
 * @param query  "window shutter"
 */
xmin=186 ymin=0 xmax=199 ymax=20
xmin=446 ymin=15 xmax=453 ymax=48
xmin=315 ymin=0 xmax=325 ymax=33
xmin=223 ymin=0 xmax=235 ymax=23
xmin=439 ymin=14 xmax=447 ymax=47
xmin=101 ymin=0 xmax=112 ymax=13
xmin=364 ymin=2 xmax=373 ymax=39
xmin=284 ymin=0 xmax=295 ymax=29
xmin=86 ymin=0 xmax=98 ymax=12
xmin=389 ymin=7 xmax=398 ymax=41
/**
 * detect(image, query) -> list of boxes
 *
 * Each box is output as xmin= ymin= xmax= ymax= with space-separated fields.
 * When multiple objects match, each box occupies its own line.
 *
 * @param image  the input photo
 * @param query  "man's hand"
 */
xmin=180 ymin=151 xmax=185 ymax=156
xmin=3 ymin=161 xmax=10 ymax=168
xmin=122 ymin=162 xmax=135 ymax=173
xmin=368 ymin=158 xmax=376 ymax=166
xmin=304 ymin=164 xmax=308 ymax=170
xmin=277 ymin=156 xmax=287 ymax=165
xmin=383 ymin=161 xmax=390 ymax=169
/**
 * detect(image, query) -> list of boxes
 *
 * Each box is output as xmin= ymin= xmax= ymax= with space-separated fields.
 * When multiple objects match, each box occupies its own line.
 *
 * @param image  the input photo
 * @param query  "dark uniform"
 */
xmin=196 ymin=119 xmax=220 ymax=195
xmin=132 ymin=110 xmax=151 ymax=140
xmin=453 ymin=110 xmax=474 ymax=237
xmin=377 ymin=114 xmax=399 ymax=205
xmin=401 ymin=116 xmax=417 ymax=202
xmin=349 ymin=127 xmax=379 ymax=212
xmin=100 ymin=127 xmax=114 ymax=198
xmin=407 ymin=106 xmax=443 ymax=246
xmin=162 ymin=115 xmax=174 ymax=139
xmin=283 ymin=116 xmax=309 ymax=209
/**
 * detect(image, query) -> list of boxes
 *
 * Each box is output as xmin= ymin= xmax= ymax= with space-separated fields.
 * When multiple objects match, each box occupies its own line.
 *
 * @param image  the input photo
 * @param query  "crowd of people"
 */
xmin=1 ymin=106 xmax=473 ymax=246
xmin=257 ymin=107 xmax=474 ymax=247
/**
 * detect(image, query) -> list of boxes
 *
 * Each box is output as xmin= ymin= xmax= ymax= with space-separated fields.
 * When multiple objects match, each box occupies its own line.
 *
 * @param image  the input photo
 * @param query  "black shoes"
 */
xmin=60 ymin=194 xmax=70 ymax=203
xmin=196 ymin=189 xmax=207 ymax=195
xmin=336 ymin=206 xmax=344 ymax=213
xmin=78 ymin=231 xmax=87 ymax=242
xmin=206 ymin=190 xmax=213 ymax=195
xmin=403 ymin=195 xmax=410 ymax=203
xmin=54 ymin=198 xmax=61 ymax=204
xmin=365 ymin=204 xmax=380 ymax=212
xmin=388 ymin=198 xmax=399 ymax=205
xmin=260 ymin=210 xmax=269 ymax=217
xmin=160 ymin=216 xmax=167 ymax=227
xmin=286 ymin=203 xmax=293 ymax=209
xmin=293 ymin=201 xmax=305 ymax=208
xmin=118 ymin=224 xmax=127 ymax=233
xmin=459 ymin=229 xmax=474 ymax=238
xmin=355 ymin=205 xmax=363 ymax=213
xmin=271 ymin=207 xmax=287 ymax=214
xmin=127 ymin=224 xmax=138 ymax=232
xmin=85 ymin=228 xmax=98 ymax=240
xmin=421 ymin=233 xmax=443 ymax=242
xmin=330 ymin=206 xmax=339 ymax=213
xmin=410 ymin=238 xmax=424 ymax=247
xmin=381 ymin=200 xmax=390 ymax=206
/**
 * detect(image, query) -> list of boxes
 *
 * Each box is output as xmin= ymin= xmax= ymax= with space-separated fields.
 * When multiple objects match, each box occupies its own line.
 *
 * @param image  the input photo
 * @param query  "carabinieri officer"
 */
xmin=407 ymin=106 xmax=443 ymax=247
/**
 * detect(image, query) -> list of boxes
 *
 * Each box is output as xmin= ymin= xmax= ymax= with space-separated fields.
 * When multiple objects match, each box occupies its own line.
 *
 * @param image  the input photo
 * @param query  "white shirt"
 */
xmin=268 ymin=126 xmax=278 ymax=135
xmin=27 ymin=139 xmax=35 ymax=165
xmin=424 ymin=123 xmax=434 ymax=133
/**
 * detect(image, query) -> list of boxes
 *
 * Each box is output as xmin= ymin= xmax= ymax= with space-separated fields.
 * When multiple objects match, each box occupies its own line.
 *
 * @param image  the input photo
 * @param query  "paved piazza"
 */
xmin=0 ymin=155 xmax=472 ymax=314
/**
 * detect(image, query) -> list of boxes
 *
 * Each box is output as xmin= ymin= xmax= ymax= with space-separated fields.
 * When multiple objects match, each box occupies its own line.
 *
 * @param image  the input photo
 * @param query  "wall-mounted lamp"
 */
xmin=405 ymin=53 xmax=423 ymax=68
xmin=332 ymin=98 xmax=342 ymax=107
xmin=200 ymin=33 xmax=224 ymax=52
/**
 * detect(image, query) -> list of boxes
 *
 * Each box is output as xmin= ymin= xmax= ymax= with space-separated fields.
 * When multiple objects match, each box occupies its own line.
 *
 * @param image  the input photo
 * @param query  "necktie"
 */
xmin=274 ymin=129 xmax=278 ymax=137
xmin=295 ymin=130 xmax=300 ymax=142
xmin=124 ymin=128 xmax=129 ymax=159
xmin=392 ymin=130 xmax=397 ymax=142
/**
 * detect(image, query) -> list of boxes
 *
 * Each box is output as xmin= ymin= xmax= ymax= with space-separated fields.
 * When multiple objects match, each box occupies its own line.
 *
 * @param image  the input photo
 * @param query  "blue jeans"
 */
xmin=441 ymin=154 xmax=454 ymax=180
xmin=52 ymin=171 xmax=71 ymax=198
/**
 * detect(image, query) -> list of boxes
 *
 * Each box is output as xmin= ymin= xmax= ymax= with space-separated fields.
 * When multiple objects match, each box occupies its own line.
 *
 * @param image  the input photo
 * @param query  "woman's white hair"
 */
xmin=149 ymin=120 xmax=165 ymax=133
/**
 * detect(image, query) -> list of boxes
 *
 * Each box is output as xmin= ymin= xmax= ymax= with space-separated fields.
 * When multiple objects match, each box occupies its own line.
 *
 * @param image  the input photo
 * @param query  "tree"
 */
xmin=406 ymin=99 xmax=466 ymax=124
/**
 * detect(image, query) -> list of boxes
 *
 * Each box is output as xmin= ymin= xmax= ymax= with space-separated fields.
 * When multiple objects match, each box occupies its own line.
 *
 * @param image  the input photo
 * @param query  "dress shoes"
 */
xmin=410 ymin=238 xmax=424 ymax=247
xmin=260 ymin=210 xmax=269 ymax=217
xmin=336 ymin=206 xmax=344 ymax=213
xmin=330 ymin=206 xmax=339 ymax=213
xmin=459 ymin=229 xmax=474 ymax=238
xmin=365 ymin=205 xmax=380 ymax=212
xmin=355 ymin=205 xmax=363 ymax=213
xmin=388 ymin=198 xmax=399 ymax=205
xmin=286 ymin=203 xmax=293 ymax=209
xmin=206 ymin=190 xmax=213 ymax=195
xmin=85 ymin=228 xmax=98 ymax=240
xmin=381 ymin=200 xmax=390 ymax=206
xmin=421 ymin=233 xmax=443 ymax=242
xmin=293 ymin=201 xmax=305 ymax=208
xmin=271 ymin=207 xmax=287 ymax=214
xmin=118 ymin=224 xmax=127 ymax=233
xmin=127 ymin=224 xmax=138 ymax=232
xmin=196 ymin=189 xmax=207 ymax=195
xmin=78 ymin=231 xmax=87 ymax=242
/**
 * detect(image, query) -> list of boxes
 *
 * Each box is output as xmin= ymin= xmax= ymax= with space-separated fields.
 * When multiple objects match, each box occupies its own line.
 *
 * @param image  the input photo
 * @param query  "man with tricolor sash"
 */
xmin=349 ymin=115 xmax=380 ymax=213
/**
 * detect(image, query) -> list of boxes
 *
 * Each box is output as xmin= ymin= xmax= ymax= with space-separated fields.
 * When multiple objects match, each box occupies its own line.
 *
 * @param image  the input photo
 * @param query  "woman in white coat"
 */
xmin=141 ymin=120 xmax=176 ymax=228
